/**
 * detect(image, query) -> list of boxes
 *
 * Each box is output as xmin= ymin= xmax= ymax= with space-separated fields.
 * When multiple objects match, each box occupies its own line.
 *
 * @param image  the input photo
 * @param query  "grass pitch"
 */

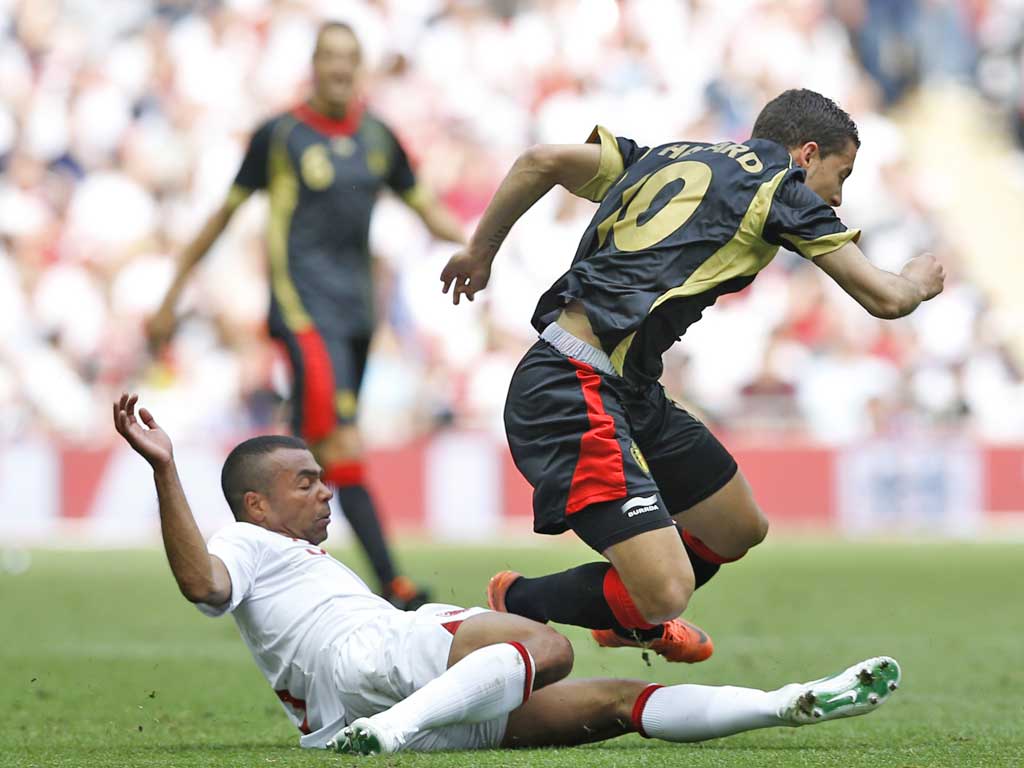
xmin=3 ymin=538 xmax=1022 ymax=767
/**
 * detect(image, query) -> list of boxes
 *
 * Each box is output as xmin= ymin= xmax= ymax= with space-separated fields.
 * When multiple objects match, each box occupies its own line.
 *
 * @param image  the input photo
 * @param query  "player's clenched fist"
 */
xmin=440 ymin=249 xmax=493 ymax=305
xmin=899 ymin=253 xmax=945 ymax=302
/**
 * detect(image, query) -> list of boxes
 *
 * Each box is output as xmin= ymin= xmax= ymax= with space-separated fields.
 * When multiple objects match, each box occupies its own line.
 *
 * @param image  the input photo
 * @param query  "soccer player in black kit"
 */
xmin=149 ymin=22 xmax=465 ymax=609
xmin=441 ymin=90 xmax=945 ymax=661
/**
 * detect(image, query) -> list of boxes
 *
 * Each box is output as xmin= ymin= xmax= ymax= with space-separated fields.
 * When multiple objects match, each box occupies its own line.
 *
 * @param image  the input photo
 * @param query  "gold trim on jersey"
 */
xmin=227 ymin=184 xmax=253 ymax=211
xmin=610 ymin=332 xmax=634 ymax=374
xmin=401 ymin=183 xmax=431 ymax=211
xmin=651 ymin=167 xmax=789 ymax=308
xmin=781 ymin=228 xmax=861 ymax=260
xmin=267 ymin=122 xmax=314 ymax=332
xmin=610 ymin=167 xmax=791 ymax=373
xmin=571 ymin=125 xmax=625 ymax=202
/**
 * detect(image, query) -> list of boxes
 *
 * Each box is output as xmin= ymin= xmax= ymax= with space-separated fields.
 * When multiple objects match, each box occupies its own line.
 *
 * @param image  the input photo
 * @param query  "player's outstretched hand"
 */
xmin=440 ymin=249 xmax=492 ymax=305
xmin=900 ymin=252 xmax=945 ymax=302
xmin=113 ymin=393 xmax=173 ymax=468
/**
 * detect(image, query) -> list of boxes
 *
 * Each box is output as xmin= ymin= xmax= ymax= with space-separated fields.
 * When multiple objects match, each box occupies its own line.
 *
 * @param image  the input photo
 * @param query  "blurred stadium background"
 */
xmin=1 ymin=0 xmax=1024 ymax=549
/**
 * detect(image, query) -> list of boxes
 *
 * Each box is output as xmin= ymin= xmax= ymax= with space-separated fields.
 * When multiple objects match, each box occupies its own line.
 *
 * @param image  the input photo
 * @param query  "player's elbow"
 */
xmin=865 ymin=300 xmax=899 ymax=320
xmin=865 ymin=295 xmax=912 ymax=320
xmin=518 ymin=144 xmax=561 ymax=182
xmin=178 ymin=579 xmax=220 ymax=605
xmin=180 ymin=586 xmax=210 ymax=604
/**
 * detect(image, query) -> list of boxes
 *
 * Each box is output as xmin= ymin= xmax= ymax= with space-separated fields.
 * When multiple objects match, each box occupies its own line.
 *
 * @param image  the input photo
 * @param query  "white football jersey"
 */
xmin=197 ymin=522 xmax=397 ymax=742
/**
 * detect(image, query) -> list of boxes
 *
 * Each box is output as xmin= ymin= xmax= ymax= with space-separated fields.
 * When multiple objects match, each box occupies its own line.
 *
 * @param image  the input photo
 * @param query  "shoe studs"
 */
xmin=868 ymin=693 xmax=879 ymax=705
xmin=879 ymin=659 xmax=890 ymax=670
xmin=888 ymin=681 xmax=899 ymax=691
xmin=798 ymin=691 xmax=820 ymax=718
xmin=857 ymin=668 xmax=875 ymax=685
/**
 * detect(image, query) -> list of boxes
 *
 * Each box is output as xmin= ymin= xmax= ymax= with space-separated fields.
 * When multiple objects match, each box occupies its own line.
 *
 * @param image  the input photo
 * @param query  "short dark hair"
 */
xmin=221 ymin=435 xmax=309 ymax=521
xmin=315 ymin=20 xmax=358 ymax=54
xmin=750 ymin=89 xmax=860 ymax=157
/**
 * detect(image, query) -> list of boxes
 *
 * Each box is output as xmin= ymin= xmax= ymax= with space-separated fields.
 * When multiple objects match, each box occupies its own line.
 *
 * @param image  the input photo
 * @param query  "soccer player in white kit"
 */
xmin=114 ymin=393 xmax=902 ymax=754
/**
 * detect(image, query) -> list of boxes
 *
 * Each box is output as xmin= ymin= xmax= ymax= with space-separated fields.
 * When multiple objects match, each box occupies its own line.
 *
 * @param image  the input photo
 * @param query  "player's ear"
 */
xmin=792 ymin=141 xmax=820 ymax=169
xmin=243 ymin=490 xmax=268 ymax=523
xmin=802 ymin=143 xmax=819 ymax=171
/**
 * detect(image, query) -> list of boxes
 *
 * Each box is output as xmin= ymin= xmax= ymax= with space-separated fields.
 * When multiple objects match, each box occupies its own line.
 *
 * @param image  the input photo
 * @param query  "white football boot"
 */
xmin=778 ymin=656 xmax=901 ymax=725
xmin=326 ymin=717 xmax=406 ymax=755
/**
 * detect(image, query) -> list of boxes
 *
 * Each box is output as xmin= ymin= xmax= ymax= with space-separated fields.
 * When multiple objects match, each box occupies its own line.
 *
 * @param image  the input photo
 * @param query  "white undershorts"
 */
xmin=308 ymin=603 xmax=507 ymax=751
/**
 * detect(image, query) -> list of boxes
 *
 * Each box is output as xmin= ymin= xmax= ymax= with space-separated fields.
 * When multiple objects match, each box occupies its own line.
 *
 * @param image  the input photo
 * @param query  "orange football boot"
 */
xmin=486 ymin=570 xmax=522 ymax=613
xmin=592 ymin=618 xmax=714 ymax=663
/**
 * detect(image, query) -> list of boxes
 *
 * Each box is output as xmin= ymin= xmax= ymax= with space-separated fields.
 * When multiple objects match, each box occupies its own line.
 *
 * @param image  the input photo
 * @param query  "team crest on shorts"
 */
xmin=630 ymin=441 xmax=650 ymax=475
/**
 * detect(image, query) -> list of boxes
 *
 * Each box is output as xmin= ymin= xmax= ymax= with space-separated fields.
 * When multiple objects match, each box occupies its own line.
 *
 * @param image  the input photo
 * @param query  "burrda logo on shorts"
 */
xmin=621 ymin=495 xmax=659 ymax=518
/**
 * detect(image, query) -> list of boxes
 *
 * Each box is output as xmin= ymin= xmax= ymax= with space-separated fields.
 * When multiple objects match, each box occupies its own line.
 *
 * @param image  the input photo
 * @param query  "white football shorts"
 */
xmin=329 ymin=602 xmax=507 ymax=751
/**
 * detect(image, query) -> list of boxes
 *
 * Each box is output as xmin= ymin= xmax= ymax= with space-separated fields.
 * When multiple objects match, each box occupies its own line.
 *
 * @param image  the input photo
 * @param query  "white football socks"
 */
xmin=638 ymin=683 xmax=789 ymax=742
xmin=368 ymin=642 xmax=534 ymax=740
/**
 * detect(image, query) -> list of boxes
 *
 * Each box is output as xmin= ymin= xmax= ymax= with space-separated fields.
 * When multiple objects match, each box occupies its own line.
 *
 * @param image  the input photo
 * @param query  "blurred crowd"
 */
xmin=1 ymin=0 xmax=1023 ymax=448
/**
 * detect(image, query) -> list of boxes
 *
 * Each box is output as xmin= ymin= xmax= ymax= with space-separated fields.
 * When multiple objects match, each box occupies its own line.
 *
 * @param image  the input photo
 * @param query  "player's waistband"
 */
xmin=540 ymin=322 xmax=615 ymax=375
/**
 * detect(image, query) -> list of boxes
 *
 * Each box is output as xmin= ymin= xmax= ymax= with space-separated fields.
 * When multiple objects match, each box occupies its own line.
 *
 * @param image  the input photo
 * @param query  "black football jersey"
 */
xmin=532 ymin=126 xmax=859 ymax=382
xmin=232 ymin=103 xmax=420 ymax=336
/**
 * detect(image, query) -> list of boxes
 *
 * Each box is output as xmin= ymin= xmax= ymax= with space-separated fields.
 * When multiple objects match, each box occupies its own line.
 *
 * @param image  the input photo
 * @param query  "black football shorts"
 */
xmin=504 ymin=339 xmax=737 ymax=553
xmin=270 ymin=318 xmax=371 ymax=442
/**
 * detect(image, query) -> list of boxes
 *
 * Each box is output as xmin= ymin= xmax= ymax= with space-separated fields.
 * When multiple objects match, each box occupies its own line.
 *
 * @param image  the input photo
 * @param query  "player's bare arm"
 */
xmin=146 ymin=190 xmax=251 ymax=352
xmin=112 ymin=393 xmax=232 ymax=605
xmin=440 ymin=143 xmax=602 ymax=305
xmin=404 ymin=192 xmax=466 ymax=246
xmin=814 ymin=241 xmax=945 ymax=319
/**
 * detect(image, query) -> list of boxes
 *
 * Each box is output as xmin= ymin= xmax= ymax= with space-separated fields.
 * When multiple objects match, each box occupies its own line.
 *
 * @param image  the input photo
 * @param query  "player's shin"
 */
xmin=634 ymin=656 xmax=901 ymax=741
xmin=366 ymin=642 xmax=535 ymax=743
xmin=505 ymin=563 xmax=662 ymax=638
xmin=633 ymin=683 xmax=783 ymax=742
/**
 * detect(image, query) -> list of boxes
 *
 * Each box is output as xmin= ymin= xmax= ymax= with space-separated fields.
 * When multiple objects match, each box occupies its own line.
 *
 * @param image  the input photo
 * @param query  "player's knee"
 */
xmin=635 ymin=572 xmax=694 ymax=625
xmin=523 ymin=625 xmax=574 ymax=688
xmin=750 ymin=509 xmax=769 ymax=547
xmin=711 ymin=504 xmax=769 ymax=559
xmin=547 ymin=632 xmax=575 ymax=683
xmin=737 ymin=505 xmax=769 ymax=551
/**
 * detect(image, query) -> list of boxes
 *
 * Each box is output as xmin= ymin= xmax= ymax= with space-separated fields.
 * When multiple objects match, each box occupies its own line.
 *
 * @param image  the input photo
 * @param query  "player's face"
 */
xmin=260 ymin=448 xmax=334 ymax=545
xmin=796 ymin=139 xmax=857 ymax=208
xmin=312 ymin=27 xmax=361 ymax=112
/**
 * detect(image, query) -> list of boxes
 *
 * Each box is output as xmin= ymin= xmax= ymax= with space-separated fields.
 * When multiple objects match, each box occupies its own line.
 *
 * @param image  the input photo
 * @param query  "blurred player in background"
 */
xmin=148 ymin=21 xmax=465 ymax=609
xmin=113 ymin=392 xmax=902 ymax=755
xmin=441 ymin=89 xmax=945 ymax=661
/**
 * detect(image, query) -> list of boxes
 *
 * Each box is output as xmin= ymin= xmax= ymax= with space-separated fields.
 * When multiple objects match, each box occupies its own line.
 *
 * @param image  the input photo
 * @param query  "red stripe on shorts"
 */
xmin=507 ymin=641 xmax=535 ymax=704
xmin=295 ymin=328 xmax=336 ymax=442
xmin=325 ymin=461 xmax=365 ymax=488
xmin=275 ymin=689 xmax=312 ymax=734
xmin=631 ymin=683 xmax=663 ymax=738
xmin=441 ymin=620 xmax=464 ymax=635
xmin=565 ymin=360 xmax=627 ymax=515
